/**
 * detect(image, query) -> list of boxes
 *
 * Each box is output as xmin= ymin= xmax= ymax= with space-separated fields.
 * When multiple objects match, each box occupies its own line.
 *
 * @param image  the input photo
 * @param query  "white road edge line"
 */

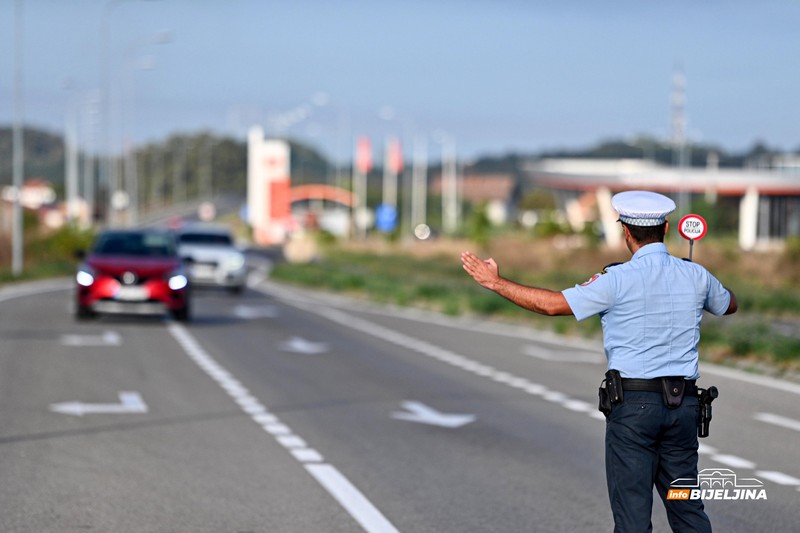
xmin=254 ymin=283 xmax=800 ymax=492
xmin=167 ymin=322 xmax=399 ymax=533
xmin=754 ymin=412 xmax=800 ymax=433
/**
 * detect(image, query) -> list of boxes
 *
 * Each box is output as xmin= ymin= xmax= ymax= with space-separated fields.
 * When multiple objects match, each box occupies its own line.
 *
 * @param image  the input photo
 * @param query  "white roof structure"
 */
xmin=525 ymin=159 xmax=800 ymax=196
xmin=523 ymin=158 xmax=800 ymax=250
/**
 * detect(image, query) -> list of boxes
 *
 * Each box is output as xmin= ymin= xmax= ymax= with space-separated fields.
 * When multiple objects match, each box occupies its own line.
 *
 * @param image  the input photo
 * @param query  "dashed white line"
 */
xmin=754 ymin=412 xmax=800 ymax=433
xmin=755 ymin=471 xmax=800 ymax=486
xmin=167 ymin=322 xmax=398 ymax=533
xmin=522 ymin=344 xmax=603 ymax=363
xmin=710 ymin=454 xmax=756 ymax=469
xmin=307 ymin=463 xmax=399 ymax=533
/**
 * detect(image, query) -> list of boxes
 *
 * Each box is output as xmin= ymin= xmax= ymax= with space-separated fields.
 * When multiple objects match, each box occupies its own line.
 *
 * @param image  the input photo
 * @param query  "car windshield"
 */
xmin=178 ymin=232 xmax=233 ymax=246
xmin=92 ymin=232 xmax=176 ymax=257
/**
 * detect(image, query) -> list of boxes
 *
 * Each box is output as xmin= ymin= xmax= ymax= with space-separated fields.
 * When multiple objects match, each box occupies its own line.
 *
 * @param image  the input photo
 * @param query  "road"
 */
xmin=0 ymin=273 xmax=798 ymax=532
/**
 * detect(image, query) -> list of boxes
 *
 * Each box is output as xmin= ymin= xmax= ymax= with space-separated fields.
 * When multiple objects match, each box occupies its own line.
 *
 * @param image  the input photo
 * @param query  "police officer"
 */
xmin=461 ymin=190 xmax=737 ymax=532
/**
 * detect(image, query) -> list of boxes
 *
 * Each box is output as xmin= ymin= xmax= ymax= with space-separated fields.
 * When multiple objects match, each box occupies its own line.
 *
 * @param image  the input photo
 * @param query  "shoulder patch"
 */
xmin=580 ymin=273 xmax=602 ymax=286
xmin=581 ymin=261 xmax=625 ymax=286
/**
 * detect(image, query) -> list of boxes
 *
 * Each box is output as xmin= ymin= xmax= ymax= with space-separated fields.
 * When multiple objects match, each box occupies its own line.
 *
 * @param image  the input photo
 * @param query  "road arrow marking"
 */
xmin=49 ymin=391 xmax=148 ymax=416
xmin=61 ymin=331 xmax=122 ymax=346
xmin=280 ymin=336 xmax=328 ymax=354
xmin=391 ymin=401 xmax=476 ymax=428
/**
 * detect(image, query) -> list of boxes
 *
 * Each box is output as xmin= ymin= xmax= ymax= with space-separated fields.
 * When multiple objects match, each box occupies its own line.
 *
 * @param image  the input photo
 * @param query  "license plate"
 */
xmin=192 ymin=265 xmax=216 ymax=279
xmin=115 ymin=286 xmax=149 ymax=301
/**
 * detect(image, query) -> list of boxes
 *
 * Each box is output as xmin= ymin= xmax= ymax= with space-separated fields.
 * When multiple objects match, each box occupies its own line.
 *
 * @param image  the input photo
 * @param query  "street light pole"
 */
xmin=12 ymin=0 xmax=25 ymax=275
xmin=434 ymin=131 xmax=459 ymax=235
xmin=64 ymin=92 xmax=80 ymax=223
xmin=123 ymin=31 xmax=171 ymax=227
xmin=99 ymin=0 xmax=160 ymax=226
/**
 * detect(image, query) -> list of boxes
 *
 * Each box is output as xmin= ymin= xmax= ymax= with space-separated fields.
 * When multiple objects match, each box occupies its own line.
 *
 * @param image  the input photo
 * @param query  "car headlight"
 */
xmin=226 ymin=253 xmax=246 ymax=271
xmin=76 ymin=267 xmax=95 ymax=287
xmin=167 ymin=266 xmax=189 ymax=290
xmin=168 ymin=273 xmax=189 ymax=291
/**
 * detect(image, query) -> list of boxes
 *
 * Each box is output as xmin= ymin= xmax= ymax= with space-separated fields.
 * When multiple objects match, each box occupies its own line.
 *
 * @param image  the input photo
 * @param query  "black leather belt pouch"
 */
xmin=661 ymin=377 xmax=686 ymax=408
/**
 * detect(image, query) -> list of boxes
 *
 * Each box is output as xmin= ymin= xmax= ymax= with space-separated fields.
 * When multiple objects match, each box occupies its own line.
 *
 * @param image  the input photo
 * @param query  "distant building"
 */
xmin=523 ymin=158 xmax=800 ymax=250
xmin=432 ymin=172 xmax=517 ymax=226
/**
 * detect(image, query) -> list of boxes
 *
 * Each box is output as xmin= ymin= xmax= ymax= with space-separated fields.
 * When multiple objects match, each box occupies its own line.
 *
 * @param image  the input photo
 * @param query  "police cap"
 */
xmin=611 ymin=190 xmax=676 ymax=227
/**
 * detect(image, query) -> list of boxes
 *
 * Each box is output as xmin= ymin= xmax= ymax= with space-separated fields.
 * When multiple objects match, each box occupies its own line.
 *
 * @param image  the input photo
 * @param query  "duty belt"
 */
xmin=622 ymin=377 xmax=698 ymax=396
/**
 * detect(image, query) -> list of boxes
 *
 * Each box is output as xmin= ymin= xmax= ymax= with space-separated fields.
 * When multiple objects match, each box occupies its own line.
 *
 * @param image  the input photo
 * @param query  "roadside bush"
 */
xmin=465 ymin=203 xmax=491 ymax=248
xmin=0 ymin=224 xmax=95 ymax=282
xmin=729 ymin=323 xmax=770 ymax=356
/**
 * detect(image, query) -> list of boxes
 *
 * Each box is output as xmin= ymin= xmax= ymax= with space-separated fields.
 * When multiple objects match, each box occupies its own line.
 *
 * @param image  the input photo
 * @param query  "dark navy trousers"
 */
xmin=605 ymin=390 xmax=712 ymax=533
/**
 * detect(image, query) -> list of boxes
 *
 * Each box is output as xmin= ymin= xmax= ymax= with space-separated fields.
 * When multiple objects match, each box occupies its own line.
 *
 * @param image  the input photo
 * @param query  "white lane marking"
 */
xmin=167 ymin=322 xmax=398 ymax=533
xmin=391 ymin=401 xmax=476 ymax=428
xmin=563 ymin=399 xmax=594 ymax=413
xmin=755 ymin=471 xmax=800 ymax=486
xmin=710 ymin=454 xmax=756 ymax=469
xmin=233 ymin=304 xmax=279 ymax=319
xmin=701 ymin=364 xmax=800 ymax=397
xmin=279 ymin=336 xmax=329 ymax=354
xmin=697 ymin=443 xmax=718 ymax=455
xmin=0 ymin=279 xmax=71 ymax=303
xmin=754 ymin=412 xmax=800 ymax=433
xmin=522 ymin=344 xmax=603 ymax=363
xmin=306 ymin=464 xmax=400 ymax=533
xmin=255 ymin=283 xmax=800 ymax=493
xmin=61 ymin=330 xmax=122 ymax=346
xmin=50 ymin=391 xmax=147 ymax=416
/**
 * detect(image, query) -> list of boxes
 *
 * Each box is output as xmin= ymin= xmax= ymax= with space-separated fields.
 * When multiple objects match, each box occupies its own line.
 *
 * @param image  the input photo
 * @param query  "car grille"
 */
xmin=114 ymin=274 xmax=152 ymax=285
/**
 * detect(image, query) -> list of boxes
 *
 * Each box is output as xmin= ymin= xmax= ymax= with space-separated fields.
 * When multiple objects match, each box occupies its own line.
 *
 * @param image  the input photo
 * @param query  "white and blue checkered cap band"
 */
xmin=612 ymin=190 xmax=676 ymax=227
xmin=617 ymin=215 xmax=669 ymax=226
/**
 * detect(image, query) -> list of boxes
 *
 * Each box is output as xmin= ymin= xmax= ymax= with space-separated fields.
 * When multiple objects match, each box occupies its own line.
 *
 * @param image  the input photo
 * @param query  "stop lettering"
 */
xmin=678 ymin=214 xmax=707 ymax=241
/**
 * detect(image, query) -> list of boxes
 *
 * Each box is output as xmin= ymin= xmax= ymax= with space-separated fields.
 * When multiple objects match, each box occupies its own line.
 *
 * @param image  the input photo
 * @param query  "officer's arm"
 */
xmin=724 ymin=288 xmax=738 ymax=315
xmin=461 ymin=251 xmax=574 ymax=316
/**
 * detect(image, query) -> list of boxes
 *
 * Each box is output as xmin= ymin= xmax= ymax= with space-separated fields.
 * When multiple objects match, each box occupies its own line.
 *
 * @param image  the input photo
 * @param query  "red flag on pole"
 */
xmin=387 ymin=138 xmax=403 ymax=174
xmin=356 ymin=137 xmax=373 ymax=174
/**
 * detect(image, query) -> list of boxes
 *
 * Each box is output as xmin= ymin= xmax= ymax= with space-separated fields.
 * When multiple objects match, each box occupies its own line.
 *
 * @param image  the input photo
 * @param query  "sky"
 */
xmin=1 ymin=0 xmax=799 ymax=165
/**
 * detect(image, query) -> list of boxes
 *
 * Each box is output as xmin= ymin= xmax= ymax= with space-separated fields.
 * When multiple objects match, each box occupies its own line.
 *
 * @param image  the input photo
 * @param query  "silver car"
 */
xmin=176 ymin=224 xmax=247 ymax=294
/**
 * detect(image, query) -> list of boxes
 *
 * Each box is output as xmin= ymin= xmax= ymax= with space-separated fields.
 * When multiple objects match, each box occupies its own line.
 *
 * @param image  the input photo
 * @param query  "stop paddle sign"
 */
xmin=678 ymin=214 xmax=707 ymax=262
xmin=678 ymin=214 xmax=707 ymax=241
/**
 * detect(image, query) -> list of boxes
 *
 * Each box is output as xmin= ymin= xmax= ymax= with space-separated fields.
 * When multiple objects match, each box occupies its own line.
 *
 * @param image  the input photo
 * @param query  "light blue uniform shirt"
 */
xmin=562 ymin=243 xmax=731 ymax=380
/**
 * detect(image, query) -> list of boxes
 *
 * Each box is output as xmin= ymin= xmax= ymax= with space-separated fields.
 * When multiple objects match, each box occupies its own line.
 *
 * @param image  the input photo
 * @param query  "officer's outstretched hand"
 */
xmin=461 ymin=251 xmax=501 ymax=291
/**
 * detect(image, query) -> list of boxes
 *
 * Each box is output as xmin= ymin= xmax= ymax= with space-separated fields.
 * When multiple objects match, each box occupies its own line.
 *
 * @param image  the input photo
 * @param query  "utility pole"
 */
xmin=671 ymin=65 xmax=689 ymax=214
xmin=12 ymin=0 xmax=25 ymax=275
xmin=411 ymin=135 xmax=428 ymax=235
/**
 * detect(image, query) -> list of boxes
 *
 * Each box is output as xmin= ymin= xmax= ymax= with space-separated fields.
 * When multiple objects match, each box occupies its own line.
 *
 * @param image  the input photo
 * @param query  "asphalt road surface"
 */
xmin=1 ymin=273 xmax=798 ymax=532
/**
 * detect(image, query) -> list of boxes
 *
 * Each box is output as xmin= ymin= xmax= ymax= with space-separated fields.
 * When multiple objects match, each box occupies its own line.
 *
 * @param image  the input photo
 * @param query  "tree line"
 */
xmin=0 ymin=126 xmax=795 ymax=210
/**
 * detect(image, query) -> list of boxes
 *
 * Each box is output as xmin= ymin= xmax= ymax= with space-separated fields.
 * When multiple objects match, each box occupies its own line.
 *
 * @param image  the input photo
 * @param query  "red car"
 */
xmin=75 ymin=229 xmax=191 ymax=321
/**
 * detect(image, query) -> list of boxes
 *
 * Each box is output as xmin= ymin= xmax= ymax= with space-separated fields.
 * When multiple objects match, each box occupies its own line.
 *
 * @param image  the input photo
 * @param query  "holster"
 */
xmin=598 ymin=383 xmax=611 ymax=417
xmin=598 ymin=370 xmax=624 ymax=417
